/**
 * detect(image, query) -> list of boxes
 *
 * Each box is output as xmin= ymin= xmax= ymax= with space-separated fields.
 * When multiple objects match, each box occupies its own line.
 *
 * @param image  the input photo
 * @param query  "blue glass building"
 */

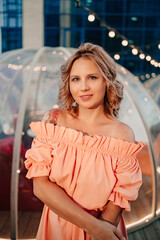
xmin=0 ymin=0 xmax=159 ymax=79
xmin=0 ymin=0 xmax=22 ymax=52
xmin=44 ymin=0 xmax=160 ymax=79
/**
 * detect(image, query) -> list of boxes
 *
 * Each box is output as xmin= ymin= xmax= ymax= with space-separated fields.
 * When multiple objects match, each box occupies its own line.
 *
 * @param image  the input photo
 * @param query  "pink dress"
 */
xmin=25 ymin=121 xmax=144 ymax=240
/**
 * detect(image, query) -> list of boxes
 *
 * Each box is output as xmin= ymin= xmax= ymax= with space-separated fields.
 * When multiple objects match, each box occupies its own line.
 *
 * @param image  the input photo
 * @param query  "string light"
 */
xmin=140 ymin=75 xmax=145 ymax=80
xmin=114 ymin=54 xmax=120 ymax=60
xmin=42 ymin=66 xmax=47 ymax=72
xmin=75 ymin=1 xmax=159 ymax=70
xmin=88 ymin=14 xmax=95 ymax=22
xmin=150 ymin=60 xmax=155 ymax=65
xmin=122 ymin=40 xmax=128 ymax=46
xmin=132 ymin=48 xmax=138 ymax=55
xmin=151 ymin=73 xmax=156 ymax=77
xmin=145 ymin=74 xmax=150 ymax=79
xmin=139 ymin=53 xmax=145 ymax=59
xmin=108 ymin=31 xmax=115 ymax=38
xmin=146 ymin=55 xmax=151 ymax=61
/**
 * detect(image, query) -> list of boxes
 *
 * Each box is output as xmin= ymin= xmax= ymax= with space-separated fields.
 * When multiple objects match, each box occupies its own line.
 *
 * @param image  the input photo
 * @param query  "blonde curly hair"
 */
xmin=58 ymin=42 xmax=123 ymax=117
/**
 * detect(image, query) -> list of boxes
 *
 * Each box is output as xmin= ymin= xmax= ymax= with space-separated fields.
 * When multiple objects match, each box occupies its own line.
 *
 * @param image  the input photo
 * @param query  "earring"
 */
xmin=72 ymin=101 xmax=78 ymax=107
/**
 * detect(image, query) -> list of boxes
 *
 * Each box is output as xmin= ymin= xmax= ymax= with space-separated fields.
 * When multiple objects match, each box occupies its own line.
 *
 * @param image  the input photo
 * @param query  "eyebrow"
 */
xmin=70 ymin=73 xmax=100 ymax=78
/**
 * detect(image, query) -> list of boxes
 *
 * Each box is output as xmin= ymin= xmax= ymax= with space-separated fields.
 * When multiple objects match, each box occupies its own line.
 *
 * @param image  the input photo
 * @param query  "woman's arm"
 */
xmin=99 ymin=201 xmax=123 ymax=226
xmin=31 ymin=111 xmax=125 ymax=239
xmin=33 ymin=176 xmax=125 ymax=240
xmin=99 ymin=122 xmax=136 ymax=226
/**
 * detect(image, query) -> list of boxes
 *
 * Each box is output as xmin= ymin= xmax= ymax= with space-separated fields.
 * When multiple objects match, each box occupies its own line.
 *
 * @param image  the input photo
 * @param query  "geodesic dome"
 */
xmin=0 ymin=47 xmax=160 ymax=237
xmin=144 ymin=75 xmax=160 ymax=107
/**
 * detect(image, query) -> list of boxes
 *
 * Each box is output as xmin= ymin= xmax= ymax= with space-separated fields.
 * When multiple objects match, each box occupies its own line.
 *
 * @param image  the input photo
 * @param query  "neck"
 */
xmin=77 ymin=105 xmax=107 ymax=125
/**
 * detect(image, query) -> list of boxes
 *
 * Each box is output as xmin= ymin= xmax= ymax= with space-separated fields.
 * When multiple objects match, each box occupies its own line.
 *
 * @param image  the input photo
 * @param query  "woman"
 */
xmin=25 ymin=43 xmax=144 ymax=240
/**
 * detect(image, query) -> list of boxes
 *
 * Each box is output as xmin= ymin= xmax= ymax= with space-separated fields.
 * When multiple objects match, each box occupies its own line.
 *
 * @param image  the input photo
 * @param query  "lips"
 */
xmin=79 ymin=94 xmax=93 ymax=100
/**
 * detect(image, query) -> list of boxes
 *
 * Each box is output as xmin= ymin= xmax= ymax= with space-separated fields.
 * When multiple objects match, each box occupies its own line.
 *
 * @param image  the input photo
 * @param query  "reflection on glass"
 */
xmin=119 ymin=91 xmax=154 ymax=228
xmin=144 ymin=75 xmax=160 ymax=214
xmin=124 ymin=146 xmax=153 ymax=228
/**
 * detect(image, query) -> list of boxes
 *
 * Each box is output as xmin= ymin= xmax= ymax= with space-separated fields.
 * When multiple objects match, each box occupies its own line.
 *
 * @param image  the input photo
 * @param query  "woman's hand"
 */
xmin=90 ymin=219 xmax=125 ymax=240
xmin=33 ymin=177 xmax=126 ymax=240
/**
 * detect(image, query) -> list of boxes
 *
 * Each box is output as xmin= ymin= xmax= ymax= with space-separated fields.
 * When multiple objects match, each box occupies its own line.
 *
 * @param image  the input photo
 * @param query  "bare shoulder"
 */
xmin=42 ymin=108 xmax=60 ymax=124
xmin=113 ymin=120 xmax=135 ymax=142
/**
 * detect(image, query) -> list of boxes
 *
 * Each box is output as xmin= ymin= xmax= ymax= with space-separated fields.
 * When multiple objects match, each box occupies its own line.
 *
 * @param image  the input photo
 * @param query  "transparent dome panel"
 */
xmin=144 ymin=75 xmax=160 ymax=107
xmin=0 ymin=47 xmax=159 ymax=232
xmin=144 ymin=76 xmax=160 ymax=214
xmin=117 ymin=65 xmax=160 ymax=222
xmin=119 ymin=89 xmax=154 ymax=228
xmin=0 ymin=51 xmax=36 ymax=135
xmin=26 ymin=47 xmax=71 ymax=124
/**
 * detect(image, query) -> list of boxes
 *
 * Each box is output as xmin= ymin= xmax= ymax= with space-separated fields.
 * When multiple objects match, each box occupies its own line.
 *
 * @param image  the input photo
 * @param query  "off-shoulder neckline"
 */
xmin=31 ymin=121 xmax=144 ymax=147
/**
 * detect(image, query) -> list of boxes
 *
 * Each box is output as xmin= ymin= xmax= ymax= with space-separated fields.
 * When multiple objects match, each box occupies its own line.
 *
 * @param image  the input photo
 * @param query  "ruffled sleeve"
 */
xmin=108 ymin=140 xmax=144 ymax=211
xmin=25 ymin=122 xmax=53 ymax=179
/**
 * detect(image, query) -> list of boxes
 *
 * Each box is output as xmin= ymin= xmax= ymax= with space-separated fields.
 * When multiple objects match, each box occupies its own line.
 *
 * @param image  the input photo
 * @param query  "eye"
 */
xmin=71 ymin=77 xmax=79 ymax=82
xmin=89 ymin=76 xmax=97 ymax=80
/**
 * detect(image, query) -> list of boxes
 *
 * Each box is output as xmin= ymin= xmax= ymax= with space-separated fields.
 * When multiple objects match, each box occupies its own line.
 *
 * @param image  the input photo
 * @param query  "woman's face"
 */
xmin=69 ymin=57 xmax=106 ymax=110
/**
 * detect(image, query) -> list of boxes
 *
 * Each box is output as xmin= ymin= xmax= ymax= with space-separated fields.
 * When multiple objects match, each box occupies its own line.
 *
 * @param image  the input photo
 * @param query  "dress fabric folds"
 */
xmin=25 ymin=121 xmax=144 ymax=240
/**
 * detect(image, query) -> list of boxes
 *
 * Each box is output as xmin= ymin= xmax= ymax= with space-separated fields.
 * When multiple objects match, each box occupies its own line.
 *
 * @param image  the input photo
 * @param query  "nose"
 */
xmin=80 ymin=80 xmax=90 ymax=91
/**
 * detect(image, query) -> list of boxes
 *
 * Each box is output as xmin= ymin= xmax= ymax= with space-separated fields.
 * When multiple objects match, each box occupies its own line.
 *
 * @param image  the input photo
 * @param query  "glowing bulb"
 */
xmin=33 ymin=66 xmax=40 ymax=72
xmin=63 ymin=56 xmax=68 ymax=61
xmin=146 ymin=55 xmax=151 ymax=61
xmin=150 ymin=60 xmax=155 ymax=65
xmin=108 ymin=31 xmax=115 ymax=38
xmin=42 ymin=66 xmax=47 ymax=71
xmin=128 ymin=109 xmax=133 ymax=114
xmin=159 ymin=63 xmax=160 ymax=67
xmin=120 ymin=67 xmax=127 ymax=75
xmin=140 ymin=75 xmax=145 ymax=80
xmin=139 ymin=53 xmax=145 ymax=59
xmin=53 ymin=104 xmax=59 ymax=109
xmin=157 ymin=166 xmax=160 ymax=174
xmin=114 ymin=54 xmax=120 ymax=60
xmin=88 ymin=14 xmax=95 ymax=22
xmin=154 ymin=62 xmax=159 ymax=67
xmin=151 ymin=73 xmax=156 ymax=77
xmin=132 ymin=48 xmax=138 ymax=55
xmin=122 ymin=40 xmax=128 ymax=46
xmin=145 ymin=74 xmax=150 ymax=79
xmin=158 ymin=43 xmax=160 ymax=49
